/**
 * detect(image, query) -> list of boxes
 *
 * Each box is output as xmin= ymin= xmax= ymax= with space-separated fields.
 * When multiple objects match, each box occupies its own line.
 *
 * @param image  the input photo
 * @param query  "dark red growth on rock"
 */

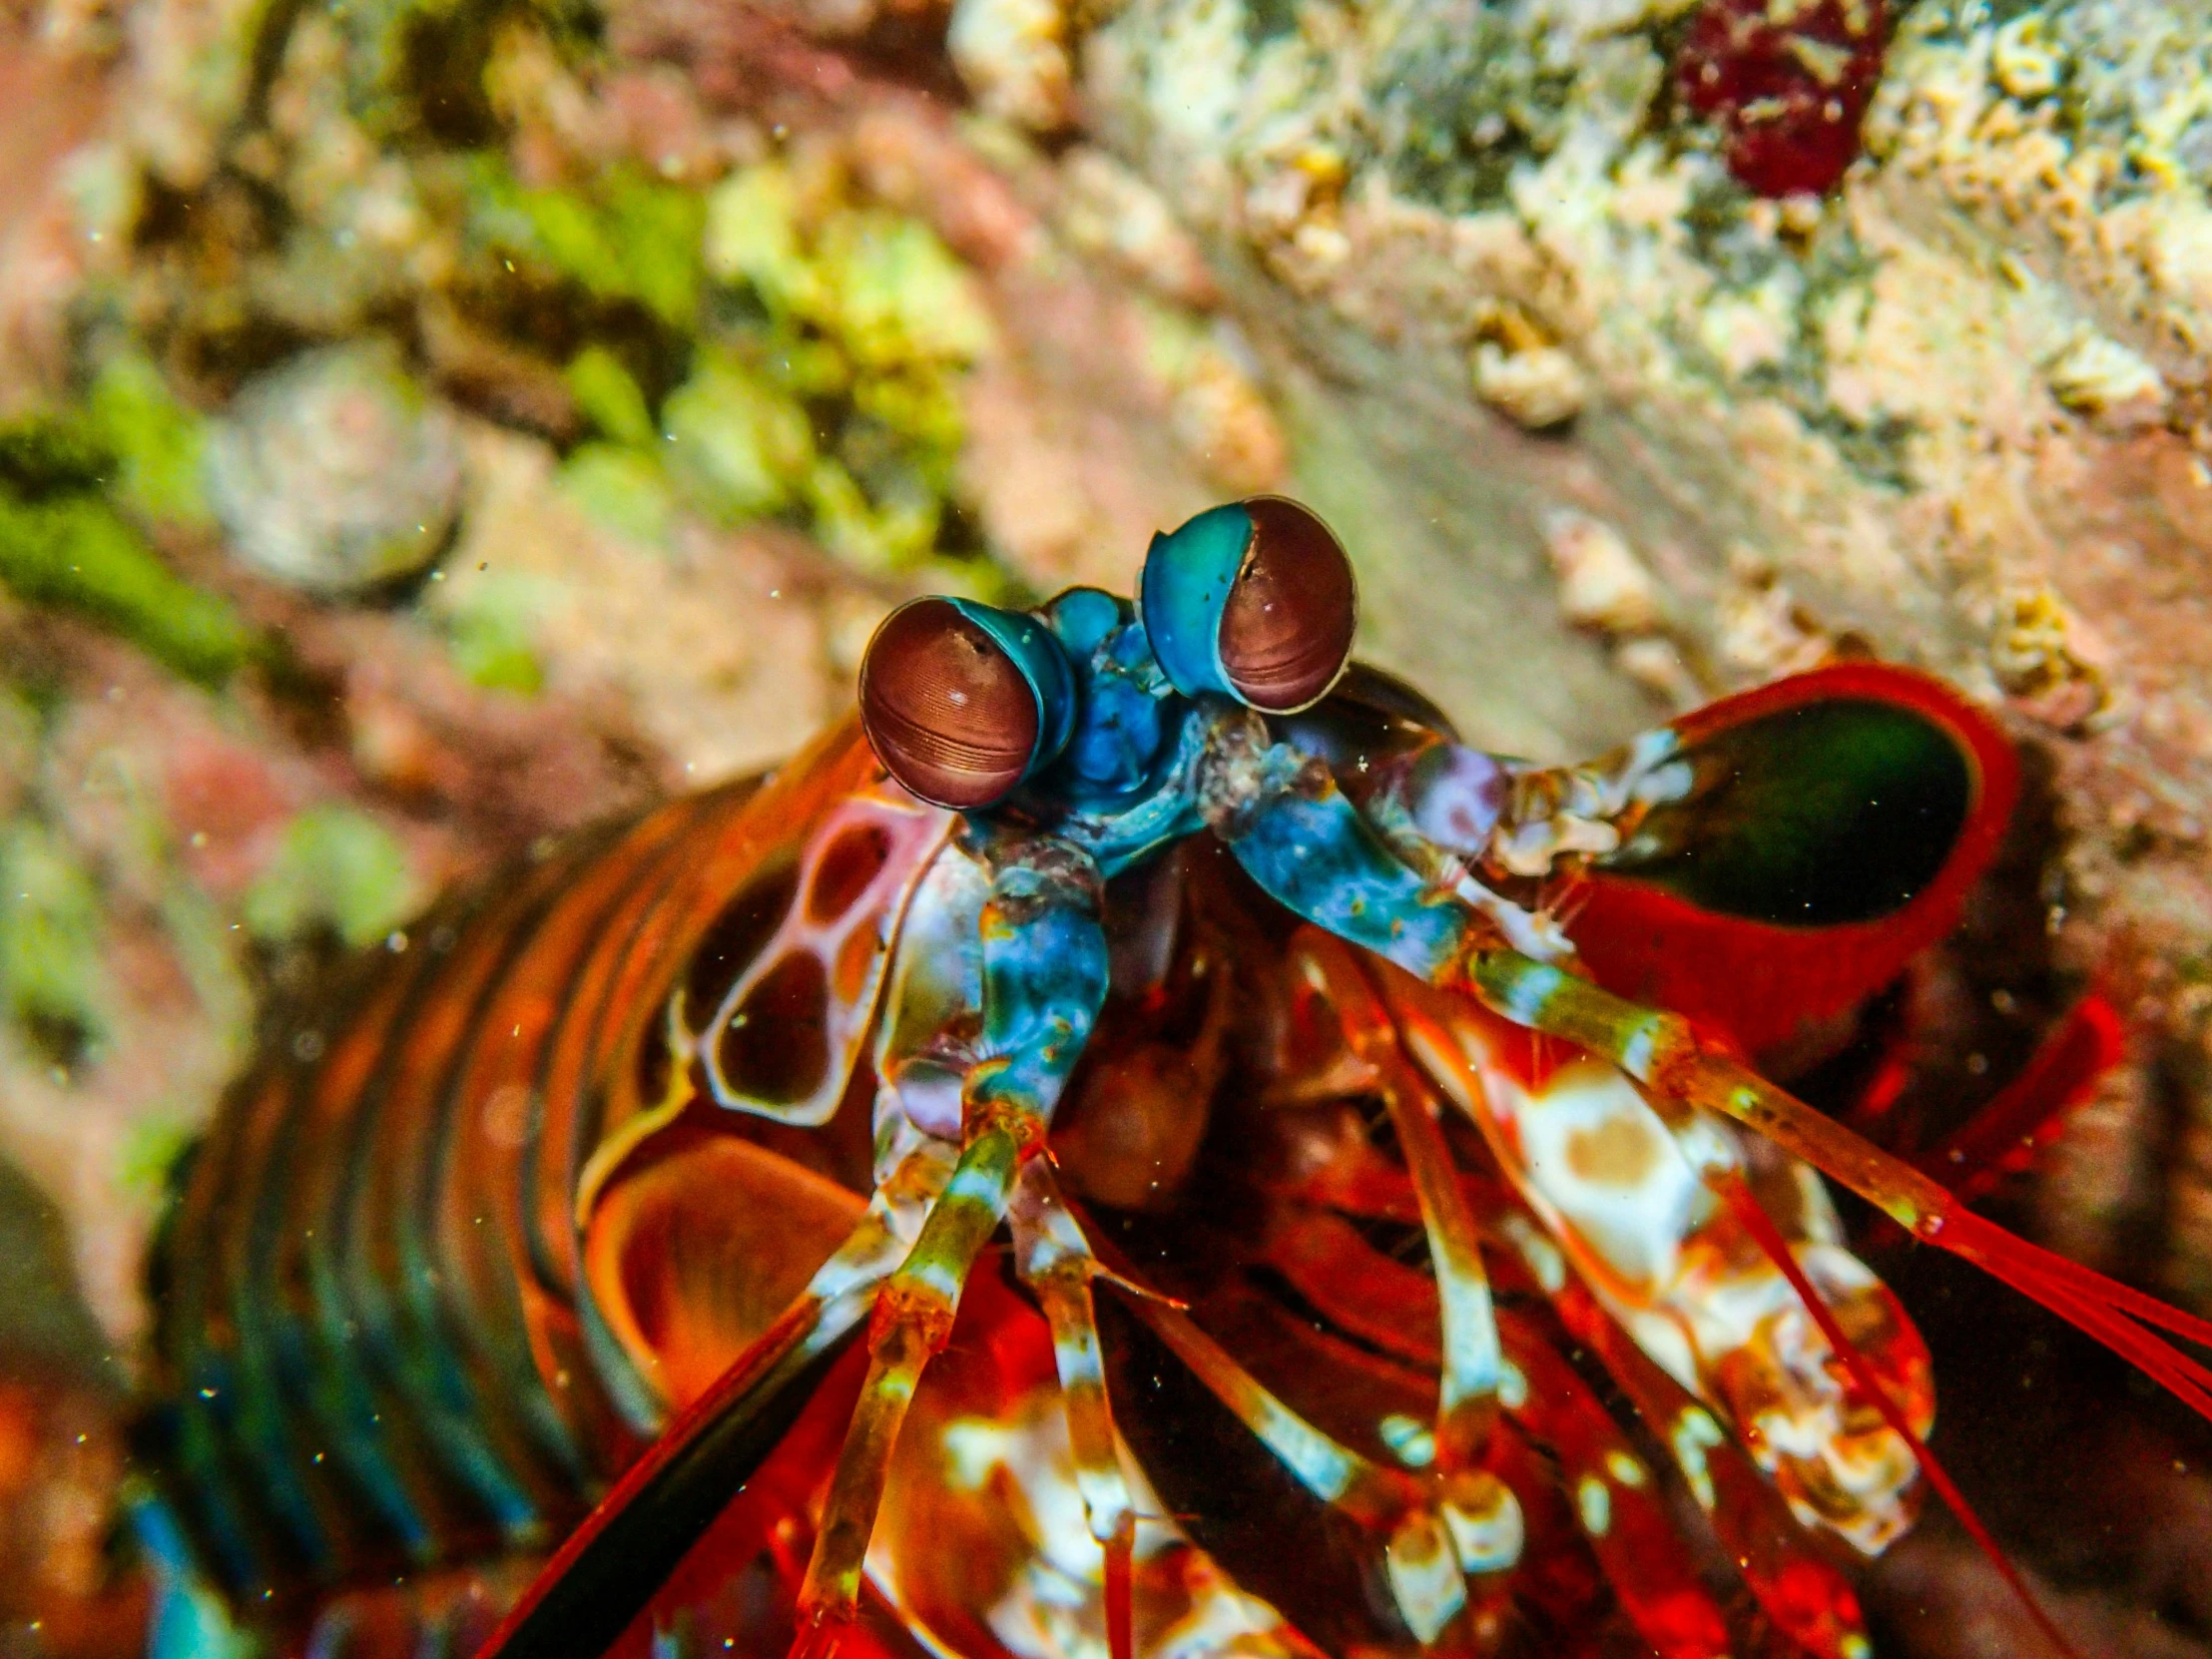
xmin=1676 ymin=0 xmax=1890 ymax=199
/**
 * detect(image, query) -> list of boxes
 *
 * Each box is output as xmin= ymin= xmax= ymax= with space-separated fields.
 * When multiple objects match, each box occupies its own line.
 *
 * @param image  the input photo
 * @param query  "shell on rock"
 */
xmin=206 ymin=340 xmax=465 ymax=595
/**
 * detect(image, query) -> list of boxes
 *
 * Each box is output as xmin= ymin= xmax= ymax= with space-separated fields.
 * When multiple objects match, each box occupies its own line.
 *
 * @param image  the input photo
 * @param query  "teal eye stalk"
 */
xmin=858 ymin=598 xmax=1077 ymax=809
xmin=1138 ymin=496 xmax=1358 ymax=715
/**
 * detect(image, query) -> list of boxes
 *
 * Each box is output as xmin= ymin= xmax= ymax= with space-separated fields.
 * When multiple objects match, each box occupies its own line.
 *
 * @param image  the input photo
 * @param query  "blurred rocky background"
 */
xmin=0 ymin=0 xmax=2208 ymax=1651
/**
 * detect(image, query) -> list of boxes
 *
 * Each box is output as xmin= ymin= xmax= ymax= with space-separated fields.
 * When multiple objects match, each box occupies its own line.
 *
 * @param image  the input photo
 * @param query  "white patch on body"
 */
xmin=1489 ymin=1057 xmax=1700 ymax=1299
xmin=878 ymin=1390 xmax=1300 ymax=1659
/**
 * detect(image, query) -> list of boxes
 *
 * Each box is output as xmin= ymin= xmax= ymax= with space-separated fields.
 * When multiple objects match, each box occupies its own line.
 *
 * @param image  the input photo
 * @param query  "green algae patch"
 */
xmin=662 ymin=350 xmax=818 ymax=520
xmin=566 ymin=345 xmax=657 ymax=447
xmin=0 ymin=409 xmax=252 ymax=685
xmin=813 ymin=211 xmax=995 ymax=370
xmin=557 ymin=442 xmax=676 ymax=543
xmin=465 ymin=150 xmax=1002 ymax=573
xmin=0 ymin=416 xmax=113 ymax=497
xmin=0 ymin=493 xmax=254 ymax=687
xmin=470 ymin=161 xmax=708 ymax=328
xmin=437 ymin=570 xmax=547 ymax=695
xmin=0 ymin=819 xmax=108 ymax=1068
xmin=669 ymin=161 xmax=997 ymax=572
xmin=704 ymin=163 xmax=821 ymax=311
xmin=242 ymin=804 xmax=419 ymax=949
xmin=86 ymin=349 xmax=215 ymax=530
xmin=118 ymin=1115 xmax=201 ymax=1196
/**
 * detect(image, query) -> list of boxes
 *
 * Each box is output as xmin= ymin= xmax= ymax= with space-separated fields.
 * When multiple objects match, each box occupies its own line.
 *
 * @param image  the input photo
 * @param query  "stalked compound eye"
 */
xmin=1221 ymin=498 xmax=1360 ymax=711
xmin=858 ymin=598 xmax=1076 ymax=810
xmin=1139 ymin=496 xmax=1358 ymax=715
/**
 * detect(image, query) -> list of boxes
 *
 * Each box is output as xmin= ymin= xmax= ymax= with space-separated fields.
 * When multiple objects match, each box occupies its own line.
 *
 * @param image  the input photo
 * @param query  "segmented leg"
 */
xmin=1457 ymin=950 xmax=2212 ymax=1409
xmin=1114 ymin=1296 xmax=1445 ymax=1638
xmin=478 ymin=1138 xmax=957 ymax=1659
xmin=1009 ymin=1162 xmax=1140 ymax=1659
xmin=1489 ymin=1314 xmax=1735 ymax=1659
xmin=1255 ymin=1208 xmax=1732 ymax=1659
xmin=1434 ymin=949 xmax=2208 ymax=1659
xmin=1527 ymin=1243 xmax=1874 ymax=1659
xmin=790 ymin=849 xmax=1110 ymax=1657
xmin=1291 ymin=932 xmax=1503 ymax=1471
xmin=1270 ymin=1146 xmax=1889 ymax=1659
xmin=793 ymin=1131 xmax=1024 ymax=1653
xmin=1215 ymin=754 xmax=2207 ymax=1389
xmin=1720 ymin=1175 xmax=2081 ymax=1659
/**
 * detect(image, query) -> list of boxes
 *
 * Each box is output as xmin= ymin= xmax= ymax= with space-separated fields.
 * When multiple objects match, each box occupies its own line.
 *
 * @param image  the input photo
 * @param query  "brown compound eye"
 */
xmin=1217 ymin=496 xmax=1358 ymax=714
xmin=859 ymin=598 xmax=1040 ymax=809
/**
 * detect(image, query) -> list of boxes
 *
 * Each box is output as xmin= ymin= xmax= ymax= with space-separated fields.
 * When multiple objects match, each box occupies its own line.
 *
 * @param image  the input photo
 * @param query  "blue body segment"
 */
xmin=965 ymin=505 xmax=1472 ymax=982
xmin=915 ymin=501 xmax=1479 ymax=1210
xmin=1041 ymin=586 xmax=1125 ymax=662
xmin=1224 ymin=782 xmax=1469 ymax=983
xmin=1136 ymin=501 xmax=1255 ymax=704
xmin=1043 ymin=591 xmax=1169 ymax=799
xmin=1030 ymin=703 xmax=1209 ymax=878
xmin=970 ymin=857 xmax=1112 ymax=1132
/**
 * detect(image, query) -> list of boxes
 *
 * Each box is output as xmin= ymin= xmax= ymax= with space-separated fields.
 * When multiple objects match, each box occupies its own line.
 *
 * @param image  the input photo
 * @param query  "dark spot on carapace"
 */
xmin=718 ymin=951 xmax=830 ymax=1105
xmin=684 ymin=859 xmax=801 ymax=1032
xmin=634 ymin=1011 xmax=673 ymax=1106
xmin=807 ymin=825 xmax=894 ymax=925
